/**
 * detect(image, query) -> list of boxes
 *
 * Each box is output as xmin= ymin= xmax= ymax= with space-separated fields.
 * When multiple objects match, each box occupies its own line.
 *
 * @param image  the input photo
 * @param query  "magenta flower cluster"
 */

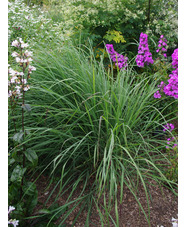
xmin=156 ymin=35 xmax=168 ymax=58
xmin=163 ymin=48 xmax=178 ymax=99
xmin=162 ymin=123 xmax=177 ymax=150
xmin=154 ymin=90 xmax=161 ymax=98
xmin=136 ymin=33 xmax=154 ymax=67
xmin=154 ymin=48 xmax=178 ymax=99
xmin=106 ymin=44 xmax=128 ymax=70
xmin=166 ymin=137 xmax=177 ymax=149
xmin=154 ymin=81 xmax=165 ymax=98
xmin=171 ymin=48 xmax=178 ymax=69
xmin=163 ymin=123 xmax=175 ymax=132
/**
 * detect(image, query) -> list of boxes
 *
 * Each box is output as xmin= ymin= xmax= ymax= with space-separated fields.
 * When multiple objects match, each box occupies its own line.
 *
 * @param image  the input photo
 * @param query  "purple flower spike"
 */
xmin=136 ymin=33 xmax=154 ymax=67
xmin=163 ymin=48 xmax=178 ymax=99
xmin=156 ymin=35 xmax=168 ymax=57
xmin=106 ymin=44 xmax=128 ymax=70
xmin=154 ymin=48 xmax=178 ymax=99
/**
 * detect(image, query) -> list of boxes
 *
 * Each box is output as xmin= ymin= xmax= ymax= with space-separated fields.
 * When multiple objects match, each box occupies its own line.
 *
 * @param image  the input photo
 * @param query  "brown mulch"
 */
xmin=32 ymin=174 xmax=178 ymax=227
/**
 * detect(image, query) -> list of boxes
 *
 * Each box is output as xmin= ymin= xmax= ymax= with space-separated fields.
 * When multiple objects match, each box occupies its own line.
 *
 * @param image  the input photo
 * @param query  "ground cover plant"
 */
xmin=8 ymin=0 xmax=178 ymax=226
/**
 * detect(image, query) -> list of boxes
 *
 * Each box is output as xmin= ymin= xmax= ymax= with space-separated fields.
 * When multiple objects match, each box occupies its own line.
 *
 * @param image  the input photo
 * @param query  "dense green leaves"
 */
xmin=10 ymin=165 xmax=27 ymax=184
xmin=13 ymin=131 xmax=24 ymax=143
xmin=24 ymin=149 xmax=38 ymax=167
xmin=22 ymin=104 xmax=32 ymax=112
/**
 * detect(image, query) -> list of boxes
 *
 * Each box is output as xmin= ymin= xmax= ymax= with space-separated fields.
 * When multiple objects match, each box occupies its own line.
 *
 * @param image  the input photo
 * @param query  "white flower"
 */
xmin=15 ymin=85 xmax=21 ymax=93
xmin=24 ymin=50 xmax=33 ymax=57
xmin=172 ymin=223 xmax=178 ymax=227
xmin=27 ymin=57 xmax=33 ymax=62
xmin=171 ymin=217 xmax=178 ymax=227
xmin=23 ymin=85 xmax=30 ymax=91
xmin=25 ymin=15 xmax=29 ymax=19
xmin=8 ymin=90 xmax=12 ymax=97
xmin=15 ymin=86 xmax=22 ymax=97
xmin=15 ymin=57 xmax=21 ymax=63
xmin=11 ymin=52 xmax=19 ymax=57
xmin=10 ymin=76 xmax=18 ymax=83
xmin=8 ymin=219 xmax=19 ymax=227
xmin=18 ymin=37 xmax=23 ymax=43
xmin=11 ymin=40 xmax=19 ymax=47
xmin=21 ymin=79 xmax=27 ymax=84
xmin=9 ymin=68 xmax=17 ymax=76
xmin=8 ymin=206 xmax=15 ymax=214
xmin=28 ymin=65 xmax=36 ymax=71
xmin=17 ymin=72 xmax=24 ymax=76
xmin=21 ymin=43 xmax=29 ymax=48
xmin=20 ymin=59 xmax=28 ymax=63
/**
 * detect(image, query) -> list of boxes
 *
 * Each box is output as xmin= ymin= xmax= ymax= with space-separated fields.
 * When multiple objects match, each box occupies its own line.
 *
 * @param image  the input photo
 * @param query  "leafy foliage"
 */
xmin=44 ymin=0 xmax=177 ymax=54
xmin=103 ymin=30 xmax=126 ymax=43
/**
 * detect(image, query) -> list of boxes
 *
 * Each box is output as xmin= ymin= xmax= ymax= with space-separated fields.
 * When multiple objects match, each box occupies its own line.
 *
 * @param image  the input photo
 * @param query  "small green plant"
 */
xmin=166 ymin=146 xmax=178 ymax=183
xmin=165 ymin=135 xmax=178 ymax=183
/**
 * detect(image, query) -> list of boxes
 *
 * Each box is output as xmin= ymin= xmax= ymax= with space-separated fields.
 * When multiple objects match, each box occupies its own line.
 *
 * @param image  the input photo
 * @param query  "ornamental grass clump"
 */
xmin=136 ymin=32 xmax=154 ymax=67
xmin=24 ymin=43 xmax=177 ymax=226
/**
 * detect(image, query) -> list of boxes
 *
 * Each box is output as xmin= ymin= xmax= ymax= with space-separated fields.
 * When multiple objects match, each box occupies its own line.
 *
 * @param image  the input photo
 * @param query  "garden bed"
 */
xmin=8 ymin=1 xmax=178 ymax=226
xmin=32 ymin=174 xmax=177 ymax=227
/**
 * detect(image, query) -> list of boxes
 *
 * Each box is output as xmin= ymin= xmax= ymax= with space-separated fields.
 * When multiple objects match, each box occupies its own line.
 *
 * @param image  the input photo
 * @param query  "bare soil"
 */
xmin=32 ymin=174 xmax=178 ymax=227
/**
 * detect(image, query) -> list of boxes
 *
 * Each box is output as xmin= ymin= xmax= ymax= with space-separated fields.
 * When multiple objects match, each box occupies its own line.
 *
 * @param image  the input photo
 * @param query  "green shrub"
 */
xmin=45 ymin=0 xmax=177 ymax=54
